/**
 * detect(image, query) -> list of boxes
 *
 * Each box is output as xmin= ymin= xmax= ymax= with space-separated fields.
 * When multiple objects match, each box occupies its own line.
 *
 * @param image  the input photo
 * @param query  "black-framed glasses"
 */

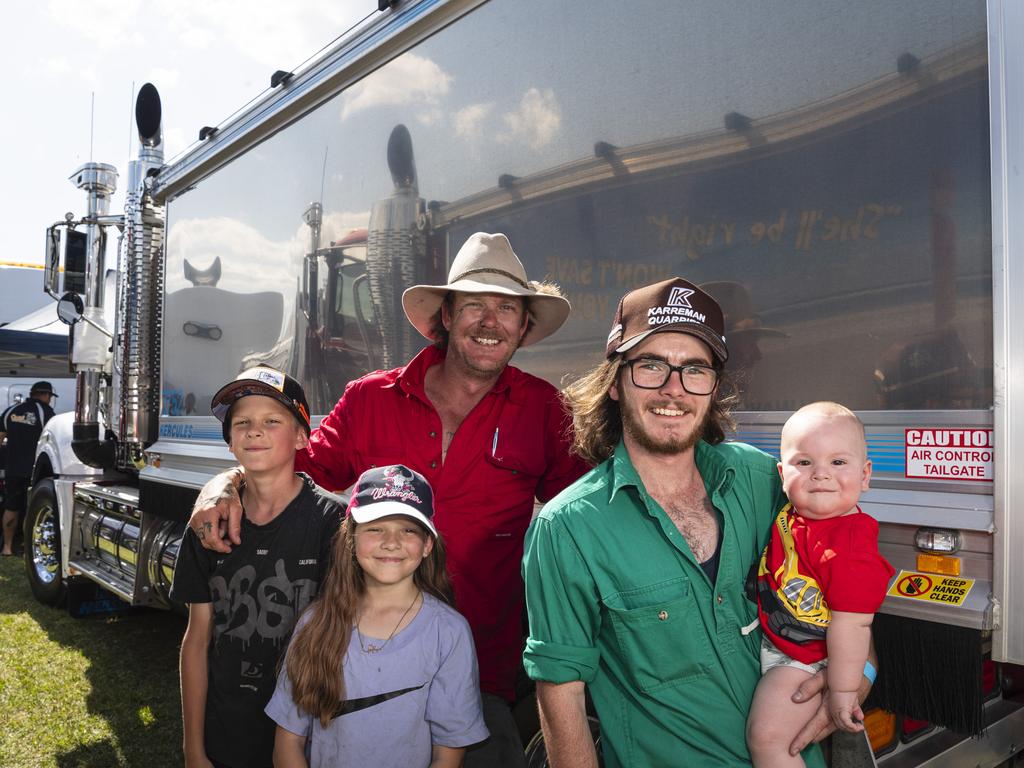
xmin=623 ymin=358 xmax=719 ymax=395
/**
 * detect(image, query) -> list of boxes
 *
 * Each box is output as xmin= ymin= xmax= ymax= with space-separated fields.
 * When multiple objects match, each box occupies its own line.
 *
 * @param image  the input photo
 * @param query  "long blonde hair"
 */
xmin=284 ymin=518 xmax=452 ymax=726
xmin=564 ymin=355 xmax=738 ymax=465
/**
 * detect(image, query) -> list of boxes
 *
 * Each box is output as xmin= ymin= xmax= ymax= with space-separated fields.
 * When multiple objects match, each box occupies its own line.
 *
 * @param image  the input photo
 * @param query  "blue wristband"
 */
xmin=863 ymin=660 xmax=877 ymax=684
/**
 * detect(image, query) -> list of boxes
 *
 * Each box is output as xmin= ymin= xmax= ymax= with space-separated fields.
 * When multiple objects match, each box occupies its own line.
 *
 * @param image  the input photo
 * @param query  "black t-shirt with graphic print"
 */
xmin=170 ymin=474 xmax=343 ymax=768
xmin=1 ymin=397 xmax=55 ymax=476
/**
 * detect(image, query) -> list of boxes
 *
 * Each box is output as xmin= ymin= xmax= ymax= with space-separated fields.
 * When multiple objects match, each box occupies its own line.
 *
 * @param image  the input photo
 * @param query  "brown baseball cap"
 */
xmin=605 ymin=277 xmax=728 ymax=363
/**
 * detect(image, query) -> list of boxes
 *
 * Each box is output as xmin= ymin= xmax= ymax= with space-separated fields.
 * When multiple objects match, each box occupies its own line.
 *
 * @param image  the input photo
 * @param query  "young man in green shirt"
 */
xmin=522 ymin=278 xmax=868 ymax=767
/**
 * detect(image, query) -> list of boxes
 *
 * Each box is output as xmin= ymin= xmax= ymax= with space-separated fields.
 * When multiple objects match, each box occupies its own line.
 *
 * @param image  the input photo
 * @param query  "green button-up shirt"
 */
xmin=523 ymin=439 xmax=825 ymax=768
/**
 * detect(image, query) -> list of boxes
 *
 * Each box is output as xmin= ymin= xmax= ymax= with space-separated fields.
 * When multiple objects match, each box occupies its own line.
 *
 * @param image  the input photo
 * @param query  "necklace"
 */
xmin=356 ymin=591 xmax=421 ymax=654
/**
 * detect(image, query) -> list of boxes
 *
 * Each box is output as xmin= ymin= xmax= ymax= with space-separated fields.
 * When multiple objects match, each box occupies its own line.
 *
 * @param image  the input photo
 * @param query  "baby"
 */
xmin=746 ymin=401 xmax=895 ymax=767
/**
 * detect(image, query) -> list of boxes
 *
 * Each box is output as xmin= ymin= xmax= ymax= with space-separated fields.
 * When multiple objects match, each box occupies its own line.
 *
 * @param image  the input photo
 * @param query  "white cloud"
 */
xmin=77 ymin=67 xmax=101 ymax=92
xmin=340 ymin=53 xmax=452 ymax=121
xmin=498 ymin=88 xmax=561 ymax=149
xmin=415 ymin=107 xmax=444 ymax=127
xmin=179 ymin=27 xmax=214 ymax=49
xmin=161 ymin=126 xmax=190 ymax=159
xmin=146 ymin=68 xmax=181 ymax=89
xmin=45 ymin=0 xmax=144 ymax=42
xmin=310 ymin=209 xmax=370 ymax=249
xmin=41 ymin=58 xmax=72 ymax=77
xmin=453 ymin=102 xmax=493 ymax=140
xmin=8 ymin=1 xmax=372 ymax=270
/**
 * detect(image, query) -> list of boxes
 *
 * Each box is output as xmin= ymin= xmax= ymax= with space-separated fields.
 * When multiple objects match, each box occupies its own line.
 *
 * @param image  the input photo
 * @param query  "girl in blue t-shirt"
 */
xmin=267 ymin=465 xmax=488 ymax=768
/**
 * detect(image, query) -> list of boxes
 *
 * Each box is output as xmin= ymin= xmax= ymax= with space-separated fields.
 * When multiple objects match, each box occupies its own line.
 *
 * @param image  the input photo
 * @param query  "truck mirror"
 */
xmin=64 ymin=229 xmax=88 ymax=295
xmin=56 ymin=292 xmax=85 ymax=326
xmin=45 ymin=227 xmax=61 ymax=295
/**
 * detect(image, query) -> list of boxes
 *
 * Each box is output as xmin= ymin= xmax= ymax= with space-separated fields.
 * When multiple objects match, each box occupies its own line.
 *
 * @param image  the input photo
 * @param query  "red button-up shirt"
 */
xmin=296 ymin=345 xmax=589 ymax=700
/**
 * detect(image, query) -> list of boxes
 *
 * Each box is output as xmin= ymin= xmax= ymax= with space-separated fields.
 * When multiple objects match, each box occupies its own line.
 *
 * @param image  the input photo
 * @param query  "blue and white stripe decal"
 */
xmin=733 ymin=431 xmax=908 ymax=475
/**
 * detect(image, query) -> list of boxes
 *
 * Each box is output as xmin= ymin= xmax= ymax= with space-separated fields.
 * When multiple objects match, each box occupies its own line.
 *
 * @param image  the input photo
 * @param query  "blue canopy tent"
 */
xmin=0 ymin=303 xmax=70 ymax=378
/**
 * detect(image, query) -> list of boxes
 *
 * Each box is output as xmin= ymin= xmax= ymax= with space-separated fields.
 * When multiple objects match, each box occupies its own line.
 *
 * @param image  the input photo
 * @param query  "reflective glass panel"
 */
xmin=162 ymin=0 xmax=990 ymax=417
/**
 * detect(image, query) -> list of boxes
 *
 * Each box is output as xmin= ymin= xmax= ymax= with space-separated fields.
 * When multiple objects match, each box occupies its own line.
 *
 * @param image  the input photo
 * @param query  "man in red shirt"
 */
xmin=188 ymin=232 xmax=589 ymax=767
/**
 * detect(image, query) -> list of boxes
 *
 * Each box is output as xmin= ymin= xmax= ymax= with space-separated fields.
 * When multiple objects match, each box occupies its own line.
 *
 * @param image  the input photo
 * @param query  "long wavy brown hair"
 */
xmin=284 ymin=517 xmax=453 ymax=726
xmin=564 ymin=354 xmax=738 ymax=466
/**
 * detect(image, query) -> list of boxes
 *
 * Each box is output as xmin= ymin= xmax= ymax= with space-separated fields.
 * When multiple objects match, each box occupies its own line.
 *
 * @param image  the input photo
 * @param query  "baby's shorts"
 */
xmin=760 ymin=637 xmax=828 ymax=675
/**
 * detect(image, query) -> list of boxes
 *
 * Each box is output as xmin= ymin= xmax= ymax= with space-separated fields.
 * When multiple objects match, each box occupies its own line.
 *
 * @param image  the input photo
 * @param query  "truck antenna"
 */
xmin=90 ymin=91 xmax=95 ymax=162
xmin=127 ymin=81 xmax=135 ymax=158
xmin=319 ymin=146 xmax=328 ymax=207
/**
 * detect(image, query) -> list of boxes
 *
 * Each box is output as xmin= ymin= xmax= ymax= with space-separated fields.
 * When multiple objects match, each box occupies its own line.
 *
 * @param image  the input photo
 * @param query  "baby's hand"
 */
xmin=827 ymin=689 xmax=865 ymax=733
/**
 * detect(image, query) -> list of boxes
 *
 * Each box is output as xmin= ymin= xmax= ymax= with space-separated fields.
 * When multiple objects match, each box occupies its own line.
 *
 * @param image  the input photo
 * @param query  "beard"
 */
xmin=620 ymin=395 xmax=711 ymax=456
xmin=446 ymin=326 xmax=521 ymax=381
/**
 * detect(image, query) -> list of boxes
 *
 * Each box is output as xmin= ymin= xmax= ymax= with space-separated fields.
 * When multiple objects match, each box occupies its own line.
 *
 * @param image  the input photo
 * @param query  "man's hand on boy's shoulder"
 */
xmin=189 ymin=467 xmax=246 ymax=553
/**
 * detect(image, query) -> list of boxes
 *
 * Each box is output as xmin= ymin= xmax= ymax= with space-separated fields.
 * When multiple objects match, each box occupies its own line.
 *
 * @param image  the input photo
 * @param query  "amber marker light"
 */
xmin=916 ymin=553 xmax=961 ymax=576
xmin=864 ymin=709 xmax=898 ymax=756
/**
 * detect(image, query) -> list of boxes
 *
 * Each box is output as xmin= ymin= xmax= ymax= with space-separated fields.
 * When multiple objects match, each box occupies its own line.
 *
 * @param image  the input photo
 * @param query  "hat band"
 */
xmin=450 ymin=267 xmax=530 ymax=290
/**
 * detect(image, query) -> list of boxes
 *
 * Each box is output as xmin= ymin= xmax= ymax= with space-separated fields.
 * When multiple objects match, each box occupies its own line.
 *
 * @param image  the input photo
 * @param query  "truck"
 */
xmin=24 ymin=0 xmax=1024 ymax=765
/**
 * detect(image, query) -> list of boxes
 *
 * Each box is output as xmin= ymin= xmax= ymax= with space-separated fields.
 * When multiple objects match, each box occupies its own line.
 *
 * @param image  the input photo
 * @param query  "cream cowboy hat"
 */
xmin=402 ymin=232 xmax=570 ymax=347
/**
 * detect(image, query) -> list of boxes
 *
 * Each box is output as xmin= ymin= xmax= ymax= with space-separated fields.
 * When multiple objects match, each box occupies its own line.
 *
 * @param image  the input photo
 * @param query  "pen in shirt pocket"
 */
xmin=492 ymin=427 xmax=500 ymax=458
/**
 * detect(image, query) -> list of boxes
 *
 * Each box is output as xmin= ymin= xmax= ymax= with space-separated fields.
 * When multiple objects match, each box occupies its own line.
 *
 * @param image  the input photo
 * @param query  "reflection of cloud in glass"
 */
xmin=319 ymin=209 xmax=370 ymax=245
xmin=416 ymin=107 xmax=444 ymax=126
xmin=498 ymin=87 xmax=561 ymax=149
xmin=454 ymin=102 xmax=494 ymax=140
xmin=165 ymin=216 xmax=297 ymax=294
xmin=340 ymin=53 xmax=452 ymax=121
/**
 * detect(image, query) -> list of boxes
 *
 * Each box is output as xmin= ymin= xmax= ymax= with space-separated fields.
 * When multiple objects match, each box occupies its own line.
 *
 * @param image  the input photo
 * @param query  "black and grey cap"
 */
xmin=346 ymin=464 xmax=438 ymax=538
xmin=211 ymin=366 xmax=311 ymax=443
xmin=30 ymin=381 xmax=57 ymax=397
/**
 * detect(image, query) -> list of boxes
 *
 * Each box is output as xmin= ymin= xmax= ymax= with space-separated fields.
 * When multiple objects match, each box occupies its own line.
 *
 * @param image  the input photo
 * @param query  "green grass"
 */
xmin=0 ymin=555 xmax=185 ymax=767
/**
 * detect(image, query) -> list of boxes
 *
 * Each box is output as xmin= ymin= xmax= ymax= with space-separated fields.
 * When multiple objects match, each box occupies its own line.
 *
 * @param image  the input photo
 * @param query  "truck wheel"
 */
xmin=23 ymin=479 xmax=64 ymax=606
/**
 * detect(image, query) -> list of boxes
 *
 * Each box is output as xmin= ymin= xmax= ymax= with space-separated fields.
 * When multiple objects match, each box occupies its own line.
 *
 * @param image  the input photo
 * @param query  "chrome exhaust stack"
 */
xmin=70 ymin=82 xmax=166 ymax=471
xmin=366 ymin=124 xmax=427 ymax=368
xmin=113 ymin=83 xmax=166 ymax=470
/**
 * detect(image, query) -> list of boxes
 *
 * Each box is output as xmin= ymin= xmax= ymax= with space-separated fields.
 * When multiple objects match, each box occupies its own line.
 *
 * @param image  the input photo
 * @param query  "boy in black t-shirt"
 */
xmin=171 ymin=367 xmax=342 ymax=768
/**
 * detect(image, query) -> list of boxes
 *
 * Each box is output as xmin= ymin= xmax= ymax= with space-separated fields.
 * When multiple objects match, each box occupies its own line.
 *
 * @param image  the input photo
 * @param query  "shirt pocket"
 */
xmin=483 ymin=435 xmax=546 ymax=479
xmin=604 ymin=576 xmax=709 ymax=692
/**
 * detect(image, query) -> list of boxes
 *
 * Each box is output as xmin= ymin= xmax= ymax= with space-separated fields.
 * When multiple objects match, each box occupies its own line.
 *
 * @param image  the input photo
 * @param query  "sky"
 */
xmin=1 ymin=0 xmax=372 ymax=268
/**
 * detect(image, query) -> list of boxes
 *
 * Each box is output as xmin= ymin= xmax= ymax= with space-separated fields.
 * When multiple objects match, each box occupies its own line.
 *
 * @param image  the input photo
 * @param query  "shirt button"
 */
xmin=717 ymin=595 xmax=724 ymax=605
xmin=429 ymin=431 xmax=436 ymax=438
xmin=431 ymin=461 xmax=437 ymax=469
xmin=658 ymin=610 xmax=668 ymax=621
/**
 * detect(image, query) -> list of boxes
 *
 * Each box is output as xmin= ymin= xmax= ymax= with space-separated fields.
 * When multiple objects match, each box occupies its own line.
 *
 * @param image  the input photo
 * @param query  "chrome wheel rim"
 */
xmin=31 ymin=504 xmax=59 ymax=585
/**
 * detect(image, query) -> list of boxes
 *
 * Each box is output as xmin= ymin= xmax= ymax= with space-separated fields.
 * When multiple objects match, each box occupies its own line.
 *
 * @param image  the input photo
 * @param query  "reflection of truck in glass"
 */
xmin=22 ymin=1 xmax=1024 ymax=764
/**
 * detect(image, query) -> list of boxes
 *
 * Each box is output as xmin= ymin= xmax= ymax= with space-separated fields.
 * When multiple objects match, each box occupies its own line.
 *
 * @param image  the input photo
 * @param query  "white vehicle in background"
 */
xmin=0 ymin=380 xmax=74 ymax=413
xmin=23 ymin=1 xmax=1024 ymax=765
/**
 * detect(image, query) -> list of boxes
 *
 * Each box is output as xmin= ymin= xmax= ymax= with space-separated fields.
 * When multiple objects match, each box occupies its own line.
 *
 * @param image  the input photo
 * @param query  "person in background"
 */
xmin=0 ymin=381 xmax=57 ymax=556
